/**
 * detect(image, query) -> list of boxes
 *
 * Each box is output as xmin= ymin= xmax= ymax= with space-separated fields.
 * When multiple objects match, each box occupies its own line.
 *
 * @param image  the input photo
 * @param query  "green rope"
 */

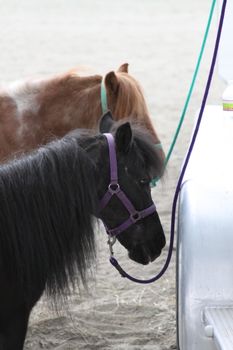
xmin=151 ymin=0 xmax=217 ymax=188
xmin=101 ymin=79 xmax=109 ymax=114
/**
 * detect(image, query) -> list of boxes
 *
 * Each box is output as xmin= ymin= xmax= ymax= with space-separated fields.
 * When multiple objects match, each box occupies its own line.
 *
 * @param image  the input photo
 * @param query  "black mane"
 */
xmin=0 ymin=136 xmax=97 ymax=299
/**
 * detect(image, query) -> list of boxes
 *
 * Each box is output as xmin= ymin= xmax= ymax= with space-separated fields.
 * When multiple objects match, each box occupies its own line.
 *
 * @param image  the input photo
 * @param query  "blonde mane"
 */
xmin=115 ymin=73 xmax=149 ymax=117
xmin=112 ymin=72 xmax=160 ymax=146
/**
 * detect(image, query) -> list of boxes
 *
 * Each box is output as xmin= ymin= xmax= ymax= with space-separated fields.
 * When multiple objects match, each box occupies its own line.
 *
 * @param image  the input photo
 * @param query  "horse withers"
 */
xmin=0 ymin=64 xmax=164 ymax=162
xmin=0 ymin=112 xmax=165 ymax=349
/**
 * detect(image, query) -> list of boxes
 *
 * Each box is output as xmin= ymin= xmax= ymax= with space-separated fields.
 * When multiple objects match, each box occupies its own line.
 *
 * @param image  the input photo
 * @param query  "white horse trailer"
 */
xmin=177 ymin=1 xmax=233 ymax=349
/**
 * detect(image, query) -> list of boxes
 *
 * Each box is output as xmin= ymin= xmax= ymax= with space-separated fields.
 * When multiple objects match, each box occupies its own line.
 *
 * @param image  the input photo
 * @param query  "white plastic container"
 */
xmin=177 ymin=106 xmax=233 ymax=350
xmin=222 ymin=82 xmax=233 ymax=113
xmin=218 ymin=0 xmax=233 ymax=82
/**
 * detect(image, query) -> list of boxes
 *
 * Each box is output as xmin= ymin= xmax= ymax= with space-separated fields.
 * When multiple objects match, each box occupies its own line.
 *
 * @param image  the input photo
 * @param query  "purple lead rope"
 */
xmin=108 ymin=0 xmax=227 ymax=284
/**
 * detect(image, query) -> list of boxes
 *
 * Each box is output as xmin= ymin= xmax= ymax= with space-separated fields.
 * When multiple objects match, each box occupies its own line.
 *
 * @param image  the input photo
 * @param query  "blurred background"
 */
xmin=0 ymin=1 xmax=225 ymax=349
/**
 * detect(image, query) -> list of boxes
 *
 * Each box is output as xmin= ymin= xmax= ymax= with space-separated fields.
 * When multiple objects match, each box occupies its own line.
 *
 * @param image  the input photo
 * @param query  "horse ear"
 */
xmin=115 ymin=122 xmax=132 ymax=153
xmin=99 ymin=111 xmax=114 ymax=133
xmin=117 ymin=63 xmax=129 ymax=73
xmin=105 ymin=71 xmax=119 ymax=94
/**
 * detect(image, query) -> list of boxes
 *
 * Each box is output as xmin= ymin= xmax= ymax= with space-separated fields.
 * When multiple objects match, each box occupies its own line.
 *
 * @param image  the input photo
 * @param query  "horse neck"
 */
xmin=2 ymin=74 xmax=103 ymax=148
xmin=36 ymin=73 xmax=103 ymax=135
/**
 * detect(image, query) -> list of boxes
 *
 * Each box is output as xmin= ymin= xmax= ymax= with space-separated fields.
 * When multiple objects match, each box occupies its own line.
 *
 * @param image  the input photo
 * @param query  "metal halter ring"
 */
xmin=108 ymin=183 xmax=120 ymax=194
xmin=107 ymin=236 xmax=116 ymax=257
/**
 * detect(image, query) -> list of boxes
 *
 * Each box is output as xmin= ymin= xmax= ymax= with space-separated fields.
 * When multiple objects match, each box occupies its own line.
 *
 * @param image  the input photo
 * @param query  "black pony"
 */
xmin=0 ymin=112 xmax=165 ymax=349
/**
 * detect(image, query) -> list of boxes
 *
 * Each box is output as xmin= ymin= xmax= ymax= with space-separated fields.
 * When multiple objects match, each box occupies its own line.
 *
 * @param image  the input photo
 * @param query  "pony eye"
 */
xmin=139 ymin=178 xmax=150 ymax=186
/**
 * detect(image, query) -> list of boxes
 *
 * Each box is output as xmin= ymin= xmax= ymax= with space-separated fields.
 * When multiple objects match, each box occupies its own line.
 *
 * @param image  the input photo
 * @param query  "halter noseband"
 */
xmin=99 ymin=133 xmax=156 ymax=238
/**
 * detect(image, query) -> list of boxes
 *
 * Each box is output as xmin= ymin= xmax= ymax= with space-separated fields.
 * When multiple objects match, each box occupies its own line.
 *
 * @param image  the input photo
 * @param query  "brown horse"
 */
xmin=0 ymin=63 xmax=164 ymax=161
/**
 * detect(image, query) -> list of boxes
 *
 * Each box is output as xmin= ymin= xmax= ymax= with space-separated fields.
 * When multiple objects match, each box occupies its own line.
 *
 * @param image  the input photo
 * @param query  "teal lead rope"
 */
xmin=101 ymin=79 xmax=109 ymax=114
xmin=151 ymin=0 xmax=217 ymax=187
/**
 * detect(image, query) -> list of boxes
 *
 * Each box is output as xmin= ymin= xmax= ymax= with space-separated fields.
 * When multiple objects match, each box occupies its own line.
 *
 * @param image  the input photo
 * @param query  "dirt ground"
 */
xmin=0 ymin=0 xmax=224 ymax=349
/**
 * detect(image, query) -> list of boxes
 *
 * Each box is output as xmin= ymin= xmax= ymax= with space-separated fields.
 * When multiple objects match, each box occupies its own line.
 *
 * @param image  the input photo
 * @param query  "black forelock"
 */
xmin=110 ymin=120 xmax=164 ymax=179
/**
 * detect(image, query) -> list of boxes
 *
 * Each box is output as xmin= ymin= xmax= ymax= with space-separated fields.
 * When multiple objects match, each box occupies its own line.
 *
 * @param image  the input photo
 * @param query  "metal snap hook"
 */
xmin=107 ymin=235 xmax=116 ymax=256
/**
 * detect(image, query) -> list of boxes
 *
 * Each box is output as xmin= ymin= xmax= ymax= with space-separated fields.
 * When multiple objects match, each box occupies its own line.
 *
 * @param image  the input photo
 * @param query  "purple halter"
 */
xmin=99 ymin=133 xmax=156 ymax=237
xmin=99 ymin=133 xmax=165 ymax=284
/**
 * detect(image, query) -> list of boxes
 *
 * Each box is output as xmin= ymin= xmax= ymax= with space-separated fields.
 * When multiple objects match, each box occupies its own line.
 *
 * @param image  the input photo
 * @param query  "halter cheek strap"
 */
xmin=99 ymin=133 xmax=156 ymax=237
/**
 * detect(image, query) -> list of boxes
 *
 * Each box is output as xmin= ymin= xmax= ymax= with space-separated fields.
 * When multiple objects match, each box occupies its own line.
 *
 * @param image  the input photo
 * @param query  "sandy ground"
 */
xmin=0 ymin=0 xmax=225 ymax=349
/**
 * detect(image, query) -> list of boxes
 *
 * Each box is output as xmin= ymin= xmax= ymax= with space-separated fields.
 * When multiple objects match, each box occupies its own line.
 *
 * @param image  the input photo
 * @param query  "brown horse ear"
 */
xmin=115 ymin=122 xmax=132 ymax=153
xmin=99 ymin=111 xmax=114 ymax=133
xmin=105 ymin=71 xmax=119 ymax=94
xmin=117 ymin=63 xmax=129 ymax=73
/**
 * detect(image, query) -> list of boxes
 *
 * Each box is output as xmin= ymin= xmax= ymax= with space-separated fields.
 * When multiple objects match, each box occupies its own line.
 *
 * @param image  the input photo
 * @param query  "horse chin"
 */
xmin=128 ymin=245 xmax=161 ymax=265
